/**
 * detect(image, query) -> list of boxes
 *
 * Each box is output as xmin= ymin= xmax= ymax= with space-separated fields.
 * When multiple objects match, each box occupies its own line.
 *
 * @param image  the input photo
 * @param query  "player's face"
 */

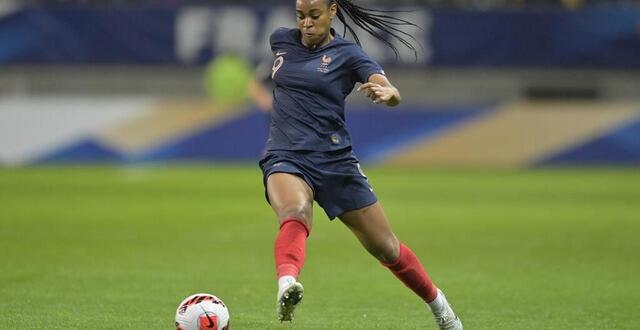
xmin=296 ymin=0 xmax=336 ymax=48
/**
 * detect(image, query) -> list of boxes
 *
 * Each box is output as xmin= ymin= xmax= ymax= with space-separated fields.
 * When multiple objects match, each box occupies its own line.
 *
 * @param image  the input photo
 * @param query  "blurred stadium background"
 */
xmin=1 ymin=0 xmax=639 ymax=329
xmin=2 ymin=0 xmax=639 ymax=166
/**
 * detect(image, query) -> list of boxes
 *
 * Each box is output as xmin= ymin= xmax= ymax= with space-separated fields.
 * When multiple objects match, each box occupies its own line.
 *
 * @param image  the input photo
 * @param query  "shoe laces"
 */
xmin=434 ymin=307 xmax=458 ymax=327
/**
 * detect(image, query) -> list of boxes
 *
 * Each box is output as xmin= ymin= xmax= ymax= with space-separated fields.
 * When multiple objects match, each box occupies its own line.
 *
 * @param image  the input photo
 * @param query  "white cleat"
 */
xmin=277 ymin=281 xmax=304 ymax=322
xmin=431 ymin=289 xmax=463 ymax=330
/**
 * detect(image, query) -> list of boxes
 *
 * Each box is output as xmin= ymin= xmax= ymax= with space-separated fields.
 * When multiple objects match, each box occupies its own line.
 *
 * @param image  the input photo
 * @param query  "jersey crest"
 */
xmin=317 ymin=54 xmax=332 ymax=73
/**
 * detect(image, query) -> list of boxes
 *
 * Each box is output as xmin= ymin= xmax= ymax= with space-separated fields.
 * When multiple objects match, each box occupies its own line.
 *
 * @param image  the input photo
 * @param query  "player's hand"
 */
xmin=357 ymin=82 xmax=398 ymax=105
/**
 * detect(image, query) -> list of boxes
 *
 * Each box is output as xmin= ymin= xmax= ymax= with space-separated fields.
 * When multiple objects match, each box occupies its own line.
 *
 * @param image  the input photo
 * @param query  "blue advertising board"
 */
xmin=1 ymin=5 xmax=640 ymax=68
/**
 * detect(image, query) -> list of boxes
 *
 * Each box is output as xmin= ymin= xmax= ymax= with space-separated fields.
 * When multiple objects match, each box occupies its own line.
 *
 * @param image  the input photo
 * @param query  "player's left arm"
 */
xmin=357 ymin=73 xmax=401 ymax=107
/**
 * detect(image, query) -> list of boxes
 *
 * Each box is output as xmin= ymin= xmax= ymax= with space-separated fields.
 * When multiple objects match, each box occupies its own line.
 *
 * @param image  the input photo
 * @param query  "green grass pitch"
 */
xmin=1 ymin=166 xmax=639 ymax=329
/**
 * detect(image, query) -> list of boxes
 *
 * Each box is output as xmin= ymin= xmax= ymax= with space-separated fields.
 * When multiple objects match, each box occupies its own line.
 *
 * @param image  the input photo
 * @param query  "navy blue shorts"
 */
xmin=259 ymin=148 xmax=377 ymax=220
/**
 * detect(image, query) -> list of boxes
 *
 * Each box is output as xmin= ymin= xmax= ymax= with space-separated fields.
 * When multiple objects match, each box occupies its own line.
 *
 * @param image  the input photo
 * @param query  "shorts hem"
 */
xmin=263 ymin=169 xmax=315 ymax=204
xmin=327 ymin=198 xmax=378 ymax=220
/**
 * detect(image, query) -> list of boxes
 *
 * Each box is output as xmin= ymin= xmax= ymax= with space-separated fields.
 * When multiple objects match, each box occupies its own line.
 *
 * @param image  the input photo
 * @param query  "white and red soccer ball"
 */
xmin=175 ymin=293 xmax=230 ymax=330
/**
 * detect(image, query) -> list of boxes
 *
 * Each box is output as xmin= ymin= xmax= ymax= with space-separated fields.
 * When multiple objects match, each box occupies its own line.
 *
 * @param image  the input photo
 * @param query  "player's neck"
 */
xmin=302 ymin=32 xmax=334 ymax=50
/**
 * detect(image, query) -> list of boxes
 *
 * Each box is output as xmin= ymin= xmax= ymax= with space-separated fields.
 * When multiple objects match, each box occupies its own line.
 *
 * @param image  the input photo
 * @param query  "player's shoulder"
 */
xmin=332 ymin=36 xmax=369 ymax=59
xmin=269 ymin=27 xmax=296 ymax=45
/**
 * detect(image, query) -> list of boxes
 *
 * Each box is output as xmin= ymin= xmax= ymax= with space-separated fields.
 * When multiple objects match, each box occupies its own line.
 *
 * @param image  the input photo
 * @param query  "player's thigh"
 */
xmin=339 ymin=202 xmax=399 ymax=263
xmin=266 ymin=172 xmax=314 ymax=228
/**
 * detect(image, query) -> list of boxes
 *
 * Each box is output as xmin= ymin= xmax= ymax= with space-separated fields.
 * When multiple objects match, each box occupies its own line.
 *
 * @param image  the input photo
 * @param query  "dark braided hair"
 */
xmin=329 ymin=0 xmax=422 ymax=60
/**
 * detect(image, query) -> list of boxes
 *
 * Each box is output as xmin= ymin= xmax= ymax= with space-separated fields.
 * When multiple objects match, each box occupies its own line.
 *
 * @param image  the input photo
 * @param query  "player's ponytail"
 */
xmin=330 ymin=0 xmax=421 ymax=60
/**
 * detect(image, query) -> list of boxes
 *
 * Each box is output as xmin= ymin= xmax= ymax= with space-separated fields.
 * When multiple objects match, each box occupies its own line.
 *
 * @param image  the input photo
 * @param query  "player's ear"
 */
xmin=329 ymin=3 xmax=337 ymax=19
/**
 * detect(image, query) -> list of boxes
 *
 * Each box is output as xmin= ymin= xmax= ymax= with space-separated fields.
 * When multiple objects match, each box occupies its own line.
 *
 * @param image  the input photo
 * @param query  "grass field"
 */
xmin=0 ymin=166 xmax=639 ymax=329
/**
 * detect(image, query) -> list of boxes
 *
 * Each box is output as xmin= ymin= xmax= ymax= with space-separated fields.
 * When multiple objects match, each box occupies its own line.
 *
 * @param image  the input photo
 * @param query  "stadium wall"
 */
xmin=1 ymin=98 xmax=638 ymax=167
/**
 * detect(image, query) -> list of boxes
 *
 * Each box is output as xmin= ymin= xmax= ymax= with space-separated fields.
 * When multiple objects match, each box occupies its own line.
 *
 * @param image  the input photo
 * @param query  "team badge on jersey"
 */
xmin=317 ymin=54 xmax=332 ymax=73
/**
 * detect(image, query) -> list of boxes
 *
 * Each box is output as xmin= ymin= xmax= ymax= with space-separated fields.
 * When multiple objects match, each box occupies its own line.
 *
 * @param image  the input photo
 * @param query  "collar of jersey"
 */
xmin=294 ymin=27 xmax=342 ymax=53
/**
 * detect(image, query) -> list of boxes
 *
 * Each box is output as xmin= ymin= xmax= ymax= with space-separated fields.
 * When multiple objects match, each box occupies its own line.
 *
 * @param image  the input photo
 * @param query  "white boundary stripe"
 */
xmin=0 ymin=96 xmax=155 ymax=166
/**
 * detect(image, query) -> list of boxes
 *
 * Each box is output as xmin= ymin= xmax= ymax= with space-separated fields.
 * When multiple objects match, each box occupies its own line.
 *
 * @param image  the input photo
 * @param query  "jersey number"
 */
xmin=272 ymin=56 xmax=284 ymax=79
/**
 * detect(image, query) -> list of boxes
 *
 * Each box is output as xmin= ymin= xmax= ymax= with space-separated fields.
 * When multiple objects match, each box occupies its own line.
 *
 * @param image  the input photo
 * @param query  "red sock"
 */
xmin=274 ymin=219 xmax=309 ymax=278
xmin=382 ymin=243 xmax=438 ymax=303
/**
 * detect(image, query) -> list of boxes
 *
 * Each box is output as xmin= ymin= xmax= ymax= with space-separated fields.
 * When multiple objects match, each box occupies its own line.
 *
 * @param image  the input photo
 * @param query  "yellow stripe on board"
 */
xmin=387 ymin=100 xmax=640 ymax=167
xmin=98 ymin=99 xmax=244 ymax=155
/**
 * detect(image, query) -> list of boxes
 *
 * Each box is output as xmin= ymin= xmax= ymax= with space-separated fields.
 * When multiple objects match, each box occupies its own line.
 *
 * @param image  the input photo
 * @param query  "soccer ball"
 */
xmin=175 ymin=293 xmax=230 ymax=330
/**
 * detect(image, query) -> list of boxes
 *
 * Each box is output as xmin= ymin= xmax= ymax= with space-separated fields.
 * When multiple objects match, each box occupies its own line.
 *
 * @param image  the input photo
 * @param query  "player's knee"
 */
xmin=372 ymin=236 xmax=400 ymax=264
xmin=278 ymin=202 xmax=312 ymax=228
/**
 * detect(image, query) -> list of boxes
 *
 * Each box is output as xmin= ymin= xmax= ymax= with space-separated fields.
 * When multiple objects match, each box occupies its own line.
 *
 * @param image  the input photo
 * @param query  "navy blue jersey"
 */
xmin=266 ymin=27 xmax=384 ymax=152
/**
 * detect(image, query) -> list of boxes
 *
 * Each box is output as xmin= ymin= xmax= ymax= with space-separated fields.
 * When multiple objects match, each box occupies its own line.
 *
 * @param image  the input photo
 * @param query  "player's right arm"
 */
xmin=357 ymin=74 xmax=401 ymax=107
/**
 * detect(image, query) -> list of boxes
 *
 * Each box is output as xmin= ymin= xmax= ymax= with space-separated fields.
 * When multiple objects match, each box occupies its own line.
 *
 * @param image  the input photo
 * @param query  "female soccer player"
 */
xmin=259 ymin=0 xmax=463 ymax=329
